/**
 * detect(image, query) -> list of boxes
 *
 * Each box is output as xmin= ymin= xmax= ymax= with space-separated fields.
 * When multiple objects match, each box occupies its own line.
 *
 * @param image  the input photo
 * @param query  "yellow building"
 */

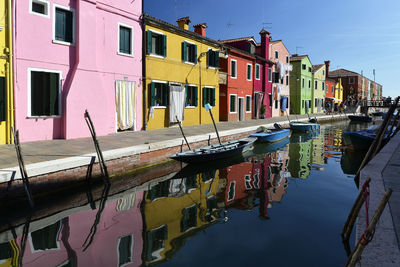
xmin=334 ymin=78 xmax=343 ymax=105
xmin=142 ymin=171 xmax=221 ymax=265
xmin=143 ymin=15 xmax=221 ymax=130
xmin=0 ymin=0 xmax=14 ymax=144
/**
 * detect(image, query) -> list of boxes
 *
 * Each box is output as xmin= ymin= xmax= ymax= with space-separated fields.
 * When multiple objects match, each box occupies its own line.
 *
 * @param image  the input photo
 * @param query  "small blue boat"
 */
xmin=250 ymin=128 xmax=290 ymax=142
xmin=342 ymin=126 xmax=395 ymax=150
xmin=289 ymin=119 xmax=320 ymax=132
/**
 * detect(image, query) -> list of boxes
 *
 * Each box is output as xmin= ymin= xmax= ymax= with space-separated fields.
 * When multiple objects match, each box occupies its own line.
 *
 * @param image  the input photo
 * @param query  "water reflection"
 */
xmin=0 ymin=122 xmax=373 ymax=266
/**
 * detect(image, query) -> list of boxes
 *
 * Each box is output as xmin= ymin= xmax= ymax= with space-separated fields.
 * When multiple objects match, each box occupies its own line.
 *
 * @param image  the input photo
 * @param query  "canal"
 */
xmin=0 ymin=120 xmax=372 ymax=266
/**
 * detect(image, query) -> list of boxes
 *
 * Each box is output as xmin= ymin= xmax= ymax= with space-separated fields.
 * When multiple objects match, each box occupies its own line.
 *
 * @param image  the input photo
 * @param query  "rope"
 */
xmin=357 ymin=182 xmax=375 ymax=247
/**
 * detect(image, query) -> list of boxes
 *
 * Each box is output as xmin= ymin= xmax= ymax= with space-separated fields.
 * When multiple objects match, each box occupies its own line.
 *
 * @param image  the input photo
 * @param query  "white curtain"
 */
xmin=169 ymin=85 xmax=185 ymax=122
xmin=116 ymin=80 xmax=136 ymax=130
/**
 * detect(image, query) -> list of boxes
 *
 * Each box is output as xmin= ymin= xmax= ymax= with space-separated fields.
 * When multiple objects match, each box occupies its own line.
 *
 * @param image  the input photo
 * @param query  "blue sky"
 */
xmin=144 ymin=0 xmax=400 ymax=97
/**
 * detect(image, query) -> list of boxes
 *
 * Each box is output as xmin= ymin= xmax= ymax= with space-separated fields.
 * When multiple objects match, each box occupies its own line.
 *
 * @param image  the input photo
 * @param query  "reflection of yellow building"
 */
xmin=0 ymin=0 xmax=14 ymax=144
xmin=0 ymin=240 xmax=19 ymax=267
xmin=311 ymin=130 xmax=324 ymax=166
xmin=334 ymin=78 xmax=343 ymax=105
xmin=142 ymin=171 xmax=221 ymax=265
xmin=143 ymin=15 xmax=220 ymax=130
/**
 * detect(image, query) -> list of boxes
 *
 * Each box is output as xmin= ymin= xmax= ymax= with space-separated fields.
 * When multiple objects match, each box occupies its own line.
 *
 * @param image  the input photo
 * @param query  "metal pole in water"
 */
xmin=206 ymin=104 xmax=222 ymax=145
xmin=176 ymin=116 xmax=191 ymax=150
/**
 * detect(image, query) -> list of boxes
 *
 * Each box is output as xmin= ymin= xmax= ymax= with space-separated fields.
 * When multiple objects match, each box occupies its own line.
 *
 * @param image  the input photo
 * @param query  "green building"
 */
xmin=289 ymin=55 xmax=313 ymax=114
xmin=311 ymin=64 xmax=326 ymax=114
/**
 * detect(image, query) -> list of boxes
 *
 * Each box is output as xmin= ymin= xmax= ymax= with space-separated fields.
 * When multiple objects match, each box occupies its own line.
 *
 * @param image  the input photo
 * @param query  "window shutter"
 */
xmin=147 ymin=31 xmax=152 ymax=54
xmin=163 ymin=83 xmax=169 ymax=106
xmin=215 ymin=51 xmax=219 ymax=68
xmin=194 ymin=45 xmax=197 ymax=64
xmin=0 ymin=77 xmax=6 ymax=121
xmin=182 ymin=42 xmax=187 ymax=61
xmin=185 ymin=85 xmax=189 ymax=105
xmin=162 ymin=35 xmax=167 ymax=57
xmin=211 ymin=88 xmax=215 ymax=106
xmin=203 ymin=87 xmax=207 ymax=106
xmin=55 ymin=9 xmax=66 ymax=41
xmin=49 ymin=73 xmax=59 ymax=116
xmin=207 ymin=50 xmax=210 ymax=66
xmin=150 ymin=82 xmax=156 ymax=106
xmin=194 ymin=87 xmax=198 ymax=106
xmin=65 ymin=10 xmax=73 ymax=43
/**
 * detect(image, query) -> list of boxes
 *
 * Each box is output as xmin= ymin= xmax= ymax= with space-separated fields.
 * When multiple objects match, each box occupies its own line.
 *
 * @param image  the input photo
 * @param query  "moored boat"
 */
xmin=170 ymin=137 xmax=257 ymax=164
xmin=289 ymin=119 xmax=320 ymax=132
xmin=250 ymin=128 xmax=290 ymax=142
xmin=342 ymin=126 xmax=395 ymax=150
xmin=348 ymin=114 xmax=372 ymax=123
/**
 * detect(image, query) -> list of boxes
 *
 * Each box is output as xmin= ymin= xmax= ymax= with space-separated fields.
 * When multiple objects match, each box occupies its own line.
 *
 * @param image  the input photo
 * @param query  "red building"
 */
xmin=325 ymin=77 xmax=336 ymax=110
xmin=219 ymin=45 xmax=256 ymax=121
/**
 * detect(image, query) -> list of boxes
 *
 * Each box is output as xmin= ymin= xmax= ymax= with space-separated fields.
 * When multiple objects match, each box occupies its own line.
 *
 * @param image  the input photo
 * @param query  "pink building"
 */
xmin=13 ymin=0 xmax=142 ymax=142
xmin=17 ymin=192 xmax=144 ymax=266
xmin=269 ymin=40 xmax=291 ymax=117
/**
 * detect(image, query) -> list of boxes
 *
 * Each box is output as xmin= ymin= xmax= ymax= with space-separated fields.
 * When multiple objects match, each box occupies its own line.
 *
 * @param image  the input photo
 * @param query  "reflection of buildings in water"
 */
xmin=340 ymin=148 xmax=365 ymax=175
xmin=142 ymin=172 xmax=221 ymax=265
xmin=312 ymin=130 xmax=325 ymax=167
xmin=288 ymin=139 xmax=312 ymax=179
xmin=0 ymin=192 xmax=144 ymax=267
xmin=218 ymin=152 xmax=289 ymax=219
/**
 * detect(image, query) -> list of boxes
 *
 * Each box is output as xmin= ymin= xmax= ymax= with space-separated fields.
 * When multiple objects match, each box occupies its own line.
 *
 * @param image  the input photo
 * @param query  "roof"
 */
xmin=269 ymin=40 xmax=290 ymax=54
xmin=329 ymin=68 xmax=359 ymax=77
xmin=325 ymin=77 xmax=337 ymax=83
xmin=312 ymin=64 xmax=324 ymax=73
xmin=219 ymin=36 xmax=256 ymax=44
xmin=290 ymin=55 xmax=307 ymax=62
xmin=221 ymin=43 xmax=274 ymax=65
xmin=143 ymin=14 xmax=221 ymax=48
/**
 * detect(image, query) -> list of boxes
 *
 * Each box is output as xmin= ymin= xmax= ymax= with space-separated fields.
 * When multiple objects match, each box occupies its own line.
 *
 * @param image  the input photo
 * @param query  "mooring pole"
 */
xmin=206 ymin=103 xmax=222 ymax=145
xmin=285 ymin=110 xmax=291 ymax=123
xmin=176 ymin=116 xmax=191 ymax=150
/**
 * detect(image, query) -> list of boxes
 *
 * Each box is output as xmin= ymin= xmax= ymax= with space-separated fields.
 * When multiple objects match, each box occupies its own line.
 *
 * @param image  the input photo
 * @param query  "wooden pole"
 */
xmin=209 ymin=109 xmax=222 ymax=145
xmin=342 ymin=178 xmax=371 ymax=241
xmin=176 ymin=116 xmax=191 ymax=150
xmin=346 ymin=189 xmax=392 ymax=267
xmin=285 ymin=110 xmax=291 ymax=123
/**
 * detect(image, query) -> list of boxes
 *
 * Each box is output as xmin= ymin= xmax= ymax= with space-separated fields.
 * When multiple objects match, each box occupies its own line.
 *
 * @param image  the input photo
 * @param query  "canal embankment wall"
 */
xmin=0 ymin=114 xmax=347 ymax=200
xmin=357 ymin=131 xmax=400 ymax=266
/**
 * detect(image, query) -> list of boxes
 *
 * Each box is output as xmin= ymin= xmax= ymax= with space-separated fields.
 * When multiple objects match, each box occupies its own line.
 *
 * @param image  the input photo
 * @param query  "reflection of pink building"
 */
xmin=18 ymin=192 xmax=143 ymax=266
xmin=14 ymin=0 xmax=142 ymax=142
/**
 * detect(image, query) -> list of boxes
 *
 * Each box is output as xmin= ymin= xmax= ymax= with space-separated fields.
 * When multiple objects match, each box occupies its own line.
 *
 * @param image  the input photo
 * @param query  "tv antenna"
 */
xmin=174 ymin=0 xmax=188 ymax=20
xmin=261 ymin=22 xmax=272 ymax=29
xmin=295 ymin=46 xmax=303 ymax=54
xmin=226 ymin=20 xmax=235 ymax=29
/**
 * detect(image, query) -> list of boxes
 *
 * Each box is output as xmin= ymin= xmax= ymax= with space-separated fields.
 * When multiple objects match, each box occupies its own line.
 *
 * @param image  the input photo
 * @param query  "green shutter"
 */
xmin=194 ymin=87 xmax=198 ymax=106
xmin=203 ymin=87 xmax=207 ymax=106
xmin=194 ymin=45 xmax=197 ymax=64
xmin=55 ymin=8 xmax=66 ymax=41
xmin=211 ymin=88 xmax=215 ymax=106
xmin=65 ymin=9 xmax=73 ymax=43
xmin=147 ymin=31 xmax=152 ymax=54
xmin=150 ymin=82 xmax=156 ymax=106
xmin=162 ymin=35 xmax=167 ymax=57
xmin=0 ymin=77 xmax=6 ymax=121
xmin=49 ymin=73 xmax=59 ymax=116
xmin=182 ymin=42 xmax=187 ymax=61
xmin=163 ymin=83 xmax=169 ymax=106
xmin=207 ymin=50 xmax=210 ymax=67
xmin=185 ymin=85 xmax=189 ymax=105
xmin=215 ymin=51 xmax=219 ymax=68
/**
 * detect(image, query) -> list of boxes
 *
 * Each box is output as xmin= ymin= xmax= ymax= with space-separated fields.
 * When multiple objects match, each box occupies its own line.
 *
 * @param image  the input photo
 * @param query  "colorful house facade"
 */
xmin=218 ymin=42 xmax=256 ymax=121
xmin=143 ymin=15 xmax=221 ymax=130
xmin=289 ymin=55 xmax=313 ymax=114
xmin=0 ymin=0 xmax=14 ymax=144
xmin=334 ymin=78 xmax=343 ymax=107
xmin=13 ymin=0 xmax=142 ymax=142
xmin=311 ymin=64 xmax=326 ymax=114
xmin=269 ymin=40 xmax=291 ymax=116
xmin=324 ymin=78 xmax=336 ymax=111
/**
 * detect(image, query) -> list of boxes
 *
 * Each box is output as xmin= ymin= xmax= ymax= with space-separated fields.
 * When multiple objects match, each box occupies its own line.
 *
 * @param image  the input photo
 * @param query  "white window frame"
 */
xmin=246 ymin=63 xmax=252 ymax=81
xmin=268 ymin=67 xmax=272 ymax=82
xmin=29 ymin=0 xmax=50 ymax=18
xmin=227 ymin=181 xmax=236 ymax=201
xmin=118 ymin=22 xmax=134 ymax=57
xmin=230 ymin=59 xmax=237 ymax=79
xmin=185 ymin=83 xmax=198 ymax=108
xmin=27 ymin=67 xmax=62 ymax=118
xmin=245 ymin=95 xmax=251 ymax=113
xmin=183 ymin=40 xmax=196 ymax=65
xmin=151 ymin=80 xmax=168 ymax=109
xmin=52 ymin=3 xmax=76 ymax=46
xmin=117 ymin=234 xmax=134 ymax=267
xmin=255 ymin=64 xmax=260 ymax=80
xmin=207 ymin=48 xmax=218 ymax=69
xmin=29 ymin=221 xmax=62 ymax=253
xmin=229 ymin=94 xmax=237 ymax=114
xmin=148 ymin=29 xmax=166 ymax=59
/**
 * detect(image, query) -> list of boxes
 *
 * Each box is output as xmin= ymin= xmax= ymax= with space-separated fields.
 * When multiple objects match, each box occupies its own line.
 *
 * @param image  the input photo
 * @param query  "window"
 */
xmin=275 ymin=100 xmax=278 ymax=109
xmin=302 ymin=64 xmax=306 ymax=70
xmin=314 ymin=80 xmax=318 ymax=90
xmin=325 ymin=84 xmax=328 ymax=92
xmin=146 ymin=225 xmax=167 ymax=262
xmin=185 ymin=85 xmax=198 ymax=107
xmin=0 ymin=77 xmax=5 ymax=121
xmin=181 ymin=205 xmax=197 ymax=232
xmin=207 ymin=49 xmax=219 ymax=68
xmin=322 ymin=70 xmax=325 ymax=76
xmin=246 ymin=64 xmax=252 ymax=81
xmin=331 ymin=85 xmax=334 ymax=93
xmin=308 ymin=80 xmax=311 ymax=89
xmin=30 ymin=0 xmax=50 ymax=17
xmin=230 ymin=94 xmax=237 ymax=113
xmin=349 ymin=77 xmax=355 ymax=84
xmin=272 ymin=72 xmax=279 ymax=83
xmin=268 ymin=68 xmax=272 ymax=82
xmin=29 ymin=69 xmax=61 ymax=117
xmin=322 ymin=82 xmax=325 ymax=91
xmin=275 ymin=50 xmax=278 ymax=59
xmin=54 ymin=5 xmax=75 ymax=44
xmin=203 ymin=87 xmax=215 ymax=106
xmin=314 ymin=98 xmax=317 ymax=107
xmin=248 ymin=43 xmax=255 ymax=54
xmin=118 ymin=235 xmax=133 ymax=267
xmin=286 ymin=75 xmax=289 ymax=86
xmin=280 ymin=77 xmax=284 ymax=84
xmin=231 ymin=59 xmax=237 ymax=78
xmin=269 ymin=94 xmax=272 ymax=107
xmin=308 ymin=67 xmax=311 ymax=72
xmin=227 ymin=181 xmax=236 ymax=201
xmin=147 ymin=30 xmax=166 ymax=57
xmin=255 ymin=64 xmax=260 ymax=80
xmin=246 ymin=96 xmax=251 ymax=112
xmin=182 ymin=41 xmax=197 ymax=64
xmin=150 ymin=82 xmax=169 ymax=106
xmin=30 ymin=221 xmax=61 ymax=251
xmin=286 ymin=56 xmax=289 ymax=64
xmin=302 ymin=78 xmax=304 ymax=88
xmin=118 ymin=23 xmax=133 ymax=56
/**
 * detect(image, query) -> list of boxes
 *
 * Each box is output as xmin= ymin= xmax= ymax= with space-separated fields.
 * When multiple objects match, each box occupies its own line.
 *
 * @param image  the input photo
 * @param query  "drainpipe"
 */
xmin=142 ymin=1 xmax=147 ymax=130
xmin=7 ymin=0 xmax=14 ymax=144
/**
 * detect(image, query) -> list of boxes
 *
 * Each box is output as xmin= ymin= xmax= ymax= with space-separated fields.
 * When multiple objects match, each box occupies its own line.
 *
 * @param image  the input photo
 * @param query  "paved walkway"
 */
xmin=0 ymin=113 xmax=342 ymax=173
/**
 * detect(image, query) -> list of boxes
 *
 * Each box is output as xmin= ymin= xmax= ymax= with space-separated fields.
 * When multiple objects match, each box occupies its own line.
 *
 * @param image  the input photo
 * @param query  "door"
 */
xmin=239 ymin=97 xmax=244 ymax=121
xmin=116 ymin=80 xmax=136 ymax=131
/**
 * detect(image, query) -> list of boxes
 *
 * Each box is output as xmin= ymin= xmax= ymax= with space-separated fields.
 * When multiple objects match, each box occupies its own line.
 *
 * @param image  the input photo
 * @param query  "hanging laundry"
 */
xmin=169 ymin=85 xmax=185 ymax=122
xmin=116 ymin=80 xmax=136 ymax=130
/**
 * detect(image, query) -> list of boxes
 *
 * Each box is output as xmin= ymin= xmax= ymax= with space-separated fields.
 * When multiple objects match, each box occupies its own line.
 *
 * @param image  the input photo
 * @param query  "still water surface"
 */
xmin=0 ymin=121 xmax=372 ymax=267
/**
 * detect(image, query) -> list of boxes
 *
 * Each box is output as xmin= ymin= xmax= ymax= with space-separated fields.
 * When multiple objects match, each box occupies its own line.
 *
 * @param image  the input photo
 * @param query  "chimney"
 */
xmin=324 ymin=60 xmax=330 ymax=77
xmin=193 ymin=23 xmax=207 ymax=37
xmin=259 ymin=28 xmax=270 ymax=59
xmin=177 ymin=17 xmax=191 ymax=31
